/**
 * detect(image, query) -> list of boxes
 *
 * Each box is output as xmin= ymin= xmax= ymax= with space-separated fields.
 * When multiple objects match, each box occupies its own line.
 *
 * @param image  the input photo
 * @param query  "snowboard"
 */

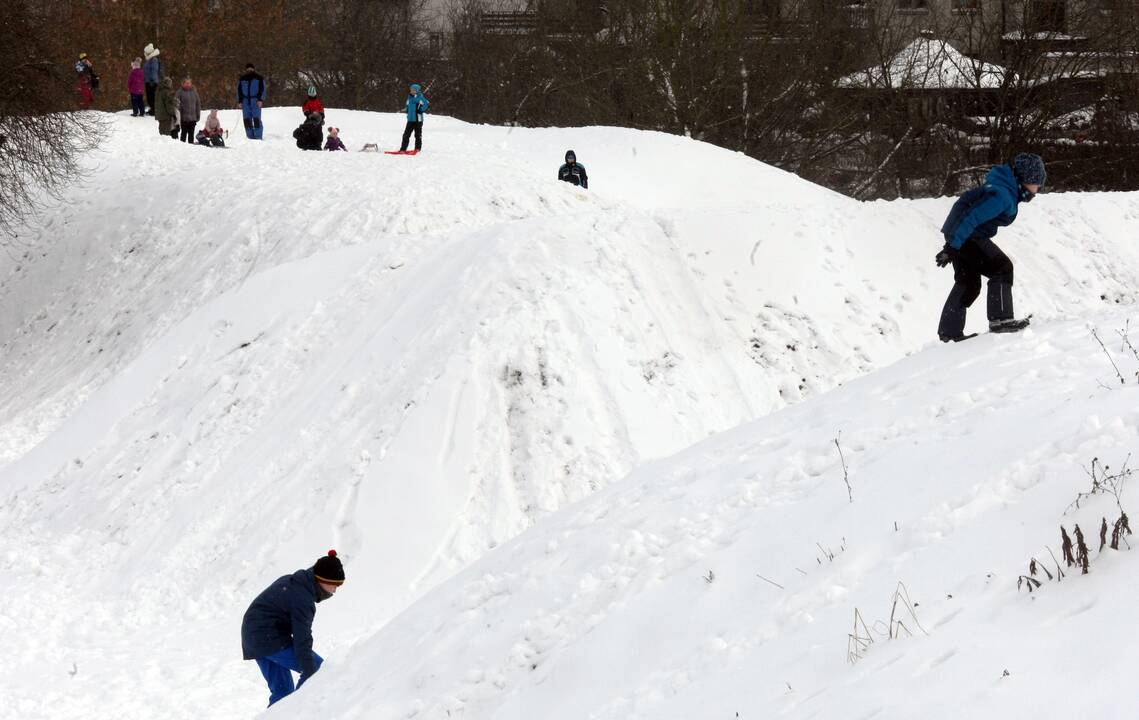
xmin=989 ymin=314 xmax=1033 ymax=334
xmin=384 ymin=150 xmax=419 ymax=155
xmin=944 ymin=315 xmax=1032 ymax=343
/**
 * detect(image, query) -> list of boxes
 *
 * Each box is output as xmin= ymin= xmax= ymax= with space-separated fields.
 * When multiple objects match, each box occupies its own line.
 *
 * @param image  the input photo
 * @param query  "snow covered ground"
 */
xmin=1 ymin=108 xmax=1137 ymax=718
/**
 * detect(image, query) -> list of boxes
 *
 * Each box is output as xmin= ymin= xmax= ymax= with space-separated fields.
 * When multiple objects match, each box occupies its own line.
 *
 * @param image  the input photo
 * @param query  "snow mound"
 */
xmin=287 ymin=311 xmax=1139 ymax=719
xmin=1 ymin=109 xmax=1138 ymax=718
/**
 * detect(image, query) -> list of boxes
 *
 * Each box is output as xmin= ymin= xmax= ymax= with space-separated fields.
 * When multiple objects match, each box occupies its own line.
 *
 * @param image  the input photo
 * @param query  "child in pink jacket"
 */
xmin=128 ymin=58 xmax=145 ymax=116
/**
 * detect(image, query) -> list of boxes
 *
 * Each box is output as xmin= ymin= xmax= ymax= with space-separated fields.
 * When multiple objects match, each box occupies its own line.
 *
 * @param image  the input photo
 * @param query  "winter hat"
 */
xmin=313 ymin=550 xmax=345 ymax=586
xmin=1011 ymin=153 xmax=1046 ymax=187
xmin=410 ymin=83 xmax=421 ymax=93
xmin=307 ymin=85 xmax=318 ymax=97
xmin=79 ymin=52 xmax=88 ymax=60
xmin=565 ymin=149 xmax=576 ymax=163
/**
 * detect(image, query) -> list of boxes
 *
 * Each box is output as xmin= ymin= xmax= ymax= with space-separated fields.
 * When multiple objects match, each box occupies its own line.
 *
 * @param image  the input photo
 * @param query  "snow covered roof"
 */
xmin=838 ymin=36 xmax=1008 ymax=90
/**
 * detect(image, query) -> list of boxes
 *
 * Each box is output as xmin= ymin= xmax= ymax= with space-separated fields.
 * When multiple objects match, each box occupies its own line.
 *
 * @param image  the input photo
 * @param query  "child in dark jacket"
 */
xmin=242 ymin=551 xmax=344 ymax=707
xmin=935 ymin=153 xmax=1045 ymax=341
xmin=324 ymin=126 xmax=347 ymax=151
xmin=293 ymin=112 xmax=323 ymax=150
xmin=128 ymin=58 xmax=145 ymax=116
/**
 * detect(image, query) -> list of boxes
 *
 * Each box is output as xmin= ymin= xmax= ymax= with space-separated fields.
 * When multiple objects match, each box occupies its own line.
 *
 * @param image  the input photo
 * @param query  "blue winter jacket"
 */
xmin=241 ymin=569 xmax=323 ymax=678
xmin=406 ymin=87 xmax=429 ymax=122
xmin=238 ymin=71 xmax=267 ymax=103
xmin=940 ymin=164 xmax=1022 ymax=250
xmin=144 ymin=56 xmax=161 ymax=85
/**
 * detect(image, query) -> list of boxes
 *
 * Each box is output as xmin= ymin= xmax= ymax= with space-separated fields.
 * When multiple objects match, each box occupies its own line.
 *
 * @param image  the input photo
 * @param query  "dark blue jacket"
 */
xmin=241 ymin=569 xmax=321 ymax=677
xmin=941 ymin=164 xmax=1022 ymax=250
xmin=144 ymin=56 xmax=161 ymax=85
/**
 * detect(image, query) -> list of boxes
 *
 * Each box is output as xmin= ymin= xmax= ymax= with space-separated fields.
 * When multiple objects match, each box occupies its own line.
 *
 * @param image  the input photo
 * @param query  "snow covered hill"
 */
xmin=287 ymin=310 xmax=1139 ymax=720
xmin=1 ymin=108 xmax=1138 ymax=718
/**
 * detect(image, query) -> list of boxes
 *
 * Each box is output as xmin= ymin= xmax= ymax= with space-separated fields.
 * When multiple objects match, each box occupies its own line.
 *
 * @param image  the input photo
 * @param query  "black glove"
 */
xmin=935 ymin=244 xmax=958 ymax=268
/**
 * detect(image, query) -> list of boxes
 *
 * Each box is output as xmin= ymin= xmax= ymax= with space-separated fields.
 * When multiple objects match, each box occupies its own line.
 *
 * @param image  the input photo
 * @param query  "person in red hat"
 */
xmin=241 ymin=550 xmax=345 ymax=706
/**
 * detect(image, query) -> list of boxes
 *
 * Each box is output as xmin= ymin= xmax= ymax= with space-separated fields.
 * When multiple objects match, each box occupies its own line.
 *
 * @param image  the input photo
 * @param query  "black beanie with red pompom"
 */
xmin=313 ymin=549 xmax=345 ymax=586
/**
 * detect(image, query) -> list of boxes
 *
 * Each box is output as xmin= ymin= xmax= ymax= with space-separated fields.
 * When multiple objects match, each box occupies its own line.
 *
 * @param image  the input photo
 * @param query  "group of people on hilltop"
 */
xmin=75 ymin=48 xmax=1045 ymax=345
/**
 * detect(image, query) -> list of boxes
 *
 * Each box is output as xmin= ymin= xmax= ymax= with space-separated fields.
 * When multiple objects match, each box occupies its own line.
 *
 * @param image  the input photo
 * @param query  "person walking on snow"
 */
xmin=302 ymin=85 xmax=325 ymax=123
xmin=936 ymin=153 xmax=1045 ymax=342
xmin=143 ymin=44 xmax=162 ymax=115
xmin=242 ymin=550 xmax=345 ymax=707
xmin=558 ymin=149 xmax=588 ymax=188
xmin=238 ymin=63 xmax=267 ymax=139
xmin=127 ymin=58 xmax=146 ymax=116
xmin=176 ymin=78 xmax=202 ymax=143
xmin=398 ymin=82 xmax=429 ymax=152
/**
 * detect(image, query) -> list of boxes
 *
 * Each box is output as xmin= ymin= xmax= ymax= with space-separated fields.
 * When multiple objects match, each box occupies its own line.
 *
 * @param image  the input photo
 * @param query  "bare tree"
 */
xmin=1 ymin=1 xmax=106 ymax=243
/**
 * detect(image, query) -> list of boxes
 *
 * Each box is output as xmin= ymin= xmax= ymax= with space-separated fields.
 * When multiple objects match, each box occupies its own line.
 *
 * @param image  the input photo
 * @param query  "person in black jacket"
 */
xmin=558 ymin=150 xmax=588 ymax=189
xmin=293 ymin=112 xmax=323 ymax=150
xmin=241 ymin=550 xmax=345 ymax=707
xmin=935 ymin=153 xmax=1044 ymax=341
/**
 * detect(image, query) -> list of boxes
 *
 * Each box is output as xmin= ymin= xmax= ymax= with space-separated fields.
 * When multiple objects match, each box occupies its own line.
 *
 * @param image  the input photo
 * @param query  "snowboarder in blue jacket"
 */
xmin=237 ymin=63 xmax=267 ymax=140
xmin=241 ymin=550 xmax=345 ymax=706
xmin=935 ymin=153 xmax=1045 ymax=342
xmin=398 ymin=82 xmax=430 ymax=152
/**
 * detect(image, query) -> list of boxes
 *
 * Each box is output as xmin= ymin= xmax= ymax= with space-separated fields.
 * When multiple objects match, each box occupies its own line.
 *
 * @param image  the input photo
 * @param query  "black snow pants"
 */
xmin=399 ymin=121 xmax=423 ymax=151
xmin=938 ymin=236 xmax=1014 ymax=338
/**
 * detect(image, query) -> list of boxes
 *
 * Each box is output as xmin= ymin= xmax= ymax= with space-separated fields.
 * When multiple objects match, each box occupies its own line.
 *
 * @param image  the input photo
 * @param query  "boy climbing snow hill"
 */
xmin=936 ymin=152 xmax=1045 ymax=342
xmin=242 ymin=550 xmax=345 ymax=707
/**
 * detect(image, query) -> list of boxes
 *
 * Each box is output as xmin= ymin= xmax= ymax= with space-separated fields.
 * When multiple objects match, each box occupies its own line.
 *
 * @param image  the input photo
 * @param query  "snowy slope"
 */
xmin=287 ymin=310 xmax=1139 ymax=720
xmin=1 ymin=109 xmax=1138 ymax=718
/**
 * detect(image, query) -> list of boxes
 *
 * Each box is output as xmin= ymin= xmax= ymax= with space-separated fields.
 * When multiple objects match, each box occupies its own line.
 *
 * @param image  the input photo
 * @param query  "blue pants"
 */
xmin=254 ymin=647 xmax=323 ymax=706
xmin=130 ymin=94 xmax=145 ymax=116
xmin=242 ymin=100 xmax=263 ymax=139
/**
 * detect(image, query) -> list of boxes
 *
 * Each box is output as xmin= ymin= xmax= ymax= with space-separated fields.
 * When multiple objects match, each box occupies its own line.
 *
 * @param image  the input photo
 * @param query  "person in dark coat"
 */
xmin=153 ymin=77 xmax=179 ymax=138
xmin=558 ymin=150 xmax=588 ymax=188
xmin=935 ymin=153 xmax=1045 ymax=342
xmin=238 ymin=63 xmax=267 ymax=139
xmin=242 ymin=550 xmax=345 ymax=707
xmin=398 ymin=82 xmax=429 ymax=152
xmin=293 ymin=112 xmax=323 ymax=150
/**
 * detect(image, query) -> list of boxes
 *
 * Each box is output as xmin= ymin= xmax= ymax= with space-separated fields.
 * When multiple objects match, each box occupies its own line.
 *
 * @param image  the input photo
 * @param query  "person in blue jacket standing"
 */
xmin=241 ymin=550 xmax=345 ymax=707
xmin=935 ymin=153 xmax=1045 ymax=342
xmin=237 ymin=63 xmax=267 ymax=140
xmin=142 ymin=43 xmax=161 ymax=115
xmin=398 ymin=82 xmax=430 ymax=152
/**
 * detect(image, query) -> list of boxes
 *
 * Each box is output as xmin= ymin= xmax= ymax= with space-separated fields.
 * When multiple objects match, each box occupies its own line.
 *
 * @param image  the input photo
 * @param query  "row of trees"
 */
xmin=4 ymin=0 xmax=1139 ymax=236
